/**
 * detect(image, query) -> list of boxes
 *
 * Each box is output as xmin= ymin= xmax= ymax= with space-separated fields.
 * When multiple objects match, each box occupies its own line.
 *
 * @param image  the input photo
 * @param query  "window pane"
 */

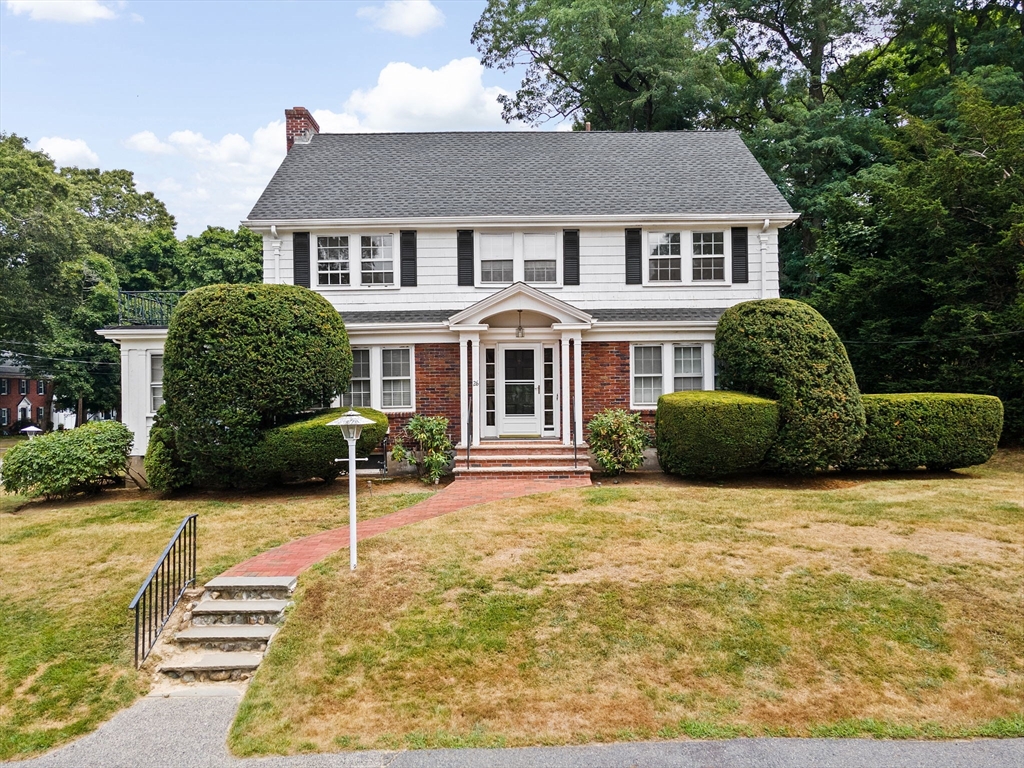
xmin=650 ymin=232 xmax=681 ymax=257
xmin=360 ymin=234 xmax=394 ymax=285
xmin=634 ymin=376 xmax=662 ymax=405
xmin=634 ymin=346 xmax=662 ymax=376
xmin=317 ymin=236 xmax=350 ymax=286
xmin=650 ymin=258 xmax=681 ymax=281
xmin=382 ymin=379 xmax=411 ymax=408
xmin=693 ymin=257 xmax=725 ymax=281
xmin=674 ymin=346 xmax=702 ymax=376
xmin=481 ymin=259 xmax=513 ymax=283
xmin=382 ymin=348 xmax=410 ymax=378
xmin=523 ymin=233 xmax=556 ymax=259
xmin=351 ymin=348 xmax=370 ymax=378
xmin=480 ymin=234 xmax=513 ymax=260
xmin=693 ymin=232 xmax=724 ymax=255
xmin=524 ymin=260 xmax=556 ymax=282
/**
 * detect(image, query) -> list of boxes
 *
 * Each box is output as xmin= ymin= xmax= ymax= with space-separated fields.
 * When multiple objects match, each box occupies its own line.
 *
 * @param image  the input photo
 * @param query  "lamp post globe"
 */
xmin=328 ymin=410 xmax=376 ymax=570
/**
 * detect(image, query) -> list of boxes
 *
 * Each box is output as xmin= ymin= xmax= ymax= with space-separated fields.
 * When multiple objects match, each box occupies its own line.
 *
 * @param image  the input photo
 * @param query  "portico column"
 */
xmin=470 ymin=335 xmax=482 ymax=447
xmin=560 ymin=334 xmax=571 ymax=445
xmin=459 ymin=337 xmax=469 ymax=447
xmin=572 ymin=332 xmax=583 ymax=446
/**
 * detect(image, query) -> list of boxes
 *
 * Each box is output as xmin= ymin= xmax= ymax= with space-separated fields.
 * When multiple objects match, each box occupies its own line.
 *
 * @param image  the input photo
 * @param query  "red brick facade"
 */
xmin=0 ymin=374 xmax=50 ymax=432
xmin=580 ymin=341 xmax=654 ymax=429
xmin=387 ymin=343 xmax=462 ymax=444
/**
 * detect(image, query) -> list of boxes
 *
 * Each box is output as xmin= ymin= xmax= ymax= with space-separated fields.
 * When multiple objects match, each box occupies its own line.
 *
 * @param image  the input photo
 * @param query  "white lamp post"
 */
xmin=328 ymin=410 xmax=375 ymax=570
xmin=20 ymin=425 xmax=43 ymax=440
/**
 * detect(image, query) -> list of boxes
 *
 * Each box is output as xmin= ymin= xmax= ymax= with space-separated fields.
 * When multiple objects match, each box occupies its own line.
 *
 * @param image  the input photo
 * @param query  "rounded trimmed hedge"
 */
xmin=258 ymin=407 xmax=389 ymax=484
xmin=1 ymin=421 xmax=133 ymax=498
xmin=656 ymin=391 xmax=780 ymax=478
xmin=161 ymin=283 xmax=352 ymax=488
xmin=715 ymin=299 xmax=866 ymax=474
xmin=847 ymin=393 xmax=1003 ymax=471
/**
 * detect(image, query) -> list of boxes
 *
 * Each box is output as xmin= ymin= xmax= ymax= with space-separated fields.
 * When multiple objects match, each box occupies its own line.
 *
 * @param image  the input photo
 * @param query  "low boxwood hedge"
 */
xmin=257 ymin=407 xmax=389 ymax=484
xmin=1 ymin=421 xmax=133 ymax=499
xmin=656 ymin=391 xmax=780 ymax=478
xmin=847 ymin=393 xmax=1003 ymax=471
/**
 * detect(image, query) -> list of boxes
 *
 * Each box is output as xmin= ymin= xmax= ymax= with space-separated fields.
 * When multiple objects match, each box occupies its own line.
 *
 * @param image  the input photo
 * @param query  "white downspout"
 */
xmin=759 ymin=218 xmax=770 ymax=299
xmin=270 ymin=225 xmax=281 ymax=284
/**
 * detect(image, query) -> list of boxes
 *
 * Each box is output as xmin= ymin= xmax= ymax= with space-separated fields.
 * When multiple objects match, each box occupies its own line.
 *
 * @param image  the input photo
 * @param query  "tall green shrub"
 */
xmin=159 ymin=283 xmax=351 ymax=488
xmin=391 ymin=415 xmax=455 ymax=484
xmin=715 ymin=299 xmax=866 ymax=474
xmin=848 ymin=394 xmax=1003 ymax=471
xmin=258 ymin=407 xmax=389 ymax=484
xmin=656 ymin=391 xmax=779 ymax=478
xmin=1 ymin=421 xmax=133 ymax=498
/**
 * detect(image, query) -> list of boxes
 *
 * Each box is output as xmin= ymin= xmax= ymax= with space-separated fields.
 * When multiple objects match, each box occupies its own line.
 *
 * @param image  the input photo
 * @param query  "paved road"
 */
xmin=8 ymin=689 xmax=1023 ymax=768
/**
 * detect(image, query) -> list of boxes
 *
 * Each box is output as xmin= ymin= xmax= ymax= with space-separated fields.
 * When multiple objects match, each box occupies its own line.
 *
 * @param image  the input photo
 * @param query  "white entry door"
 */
xmin=498 ymin=344 xmax=542 ymax=437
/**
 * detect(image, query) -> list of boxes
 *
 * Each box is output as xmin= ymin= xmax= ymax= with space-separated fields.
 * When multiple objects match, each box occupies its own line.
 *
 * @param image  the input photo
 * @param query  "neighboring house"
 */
xmin=0 ymin=360 xmax=52 ymax=434
xmin=101 ymin=107 xmax=798 ymax=471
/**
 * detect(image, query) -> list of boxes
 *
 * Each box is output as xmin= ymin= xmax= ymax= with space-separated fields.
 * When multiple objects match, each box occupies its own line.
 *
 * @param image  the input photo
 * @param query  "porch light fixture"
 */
xmin=328 ymin=409 xmax=375 ymax=570
xmin=515 ymin=309 xmax=525 ymax=338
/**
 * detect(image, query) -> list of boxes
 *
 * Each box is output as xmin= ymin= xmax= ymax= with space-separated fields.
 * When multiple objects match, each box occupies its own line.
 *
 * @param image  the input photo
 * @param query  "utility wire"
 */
xmin=841 ymin=330 xmax=1024 ymax=345
xmin=0 ymin=351 xmax=119 ymax=366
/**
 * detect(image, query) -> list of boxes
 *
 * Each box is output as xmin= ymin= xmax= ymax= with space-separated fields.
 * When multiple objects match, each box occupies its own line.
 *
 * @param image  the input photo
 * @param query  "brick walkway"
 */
xmin=222 ymin=476 xmax=591 ymax=577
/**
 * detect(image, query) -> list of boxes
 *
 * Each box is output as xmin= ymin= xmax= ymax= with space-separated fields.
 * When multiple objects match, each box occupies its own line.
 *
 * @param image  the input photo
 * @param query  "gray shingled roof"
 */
xmin=248 ymin=132 xmax=792 ymax=221
xmin=339 ymin=307 xmax=726 ymax=325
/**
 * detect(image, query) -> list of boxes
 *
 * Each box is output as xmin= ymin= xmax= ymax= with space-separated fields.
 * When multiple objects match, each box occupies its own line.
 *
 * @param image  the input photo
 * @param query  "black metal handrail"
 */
xmin=118 ymin=291 xmax=186 ymax=327
xmin=129 ymin=514 xmax=197 ymax=667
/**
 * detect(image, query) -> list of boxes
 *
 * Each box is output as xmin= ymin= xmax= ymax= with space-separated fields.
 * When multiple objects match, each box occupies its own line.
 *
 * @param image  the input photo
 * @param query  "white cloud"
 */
xmin=316 ymin=57 xmax=511 ymax=132
xmin=35 ymin=136 xmax=99 ymax=166
xmin=356 ymin=0 xmax=443 ymax=37
xmin=4 ymin=0 xmax=117 ymax=23
xmin=122 ymin=58 xmax=522 ymax=235
xmin=125 ymin=130 xmax=173 ymax=154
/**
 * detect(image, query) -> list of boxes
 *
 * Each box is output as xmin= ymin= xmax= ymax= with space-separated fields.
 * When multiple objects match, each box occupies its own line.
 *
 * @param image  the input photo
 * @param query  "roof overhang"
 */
xmin=448 ymin=283 xmax=594 ymax=330
xmin=243 ymin=212 xmax=801 ymax=233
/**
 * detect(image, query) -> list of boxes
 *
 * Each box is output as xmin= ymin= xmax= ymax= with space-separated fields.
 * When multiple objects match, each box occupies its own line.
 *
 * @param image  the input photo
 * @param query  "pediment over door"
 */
xmin=447 ymin=282 xmax=593 ymax=330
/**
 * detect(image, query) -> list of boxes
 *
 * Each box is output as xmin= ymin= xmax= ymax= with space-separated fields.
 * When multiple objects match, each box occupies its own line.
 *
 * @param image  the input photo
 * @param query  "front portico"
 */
xmin=448 ymin=283 xmax=592 ymax=448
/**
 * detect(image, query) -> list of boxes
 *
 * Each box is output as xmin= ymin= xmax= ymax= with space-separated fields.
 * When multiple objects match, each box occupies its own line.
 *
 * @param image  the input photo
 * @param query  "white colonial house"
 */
xmin=102 ymin=107 xmax=798 ymax=478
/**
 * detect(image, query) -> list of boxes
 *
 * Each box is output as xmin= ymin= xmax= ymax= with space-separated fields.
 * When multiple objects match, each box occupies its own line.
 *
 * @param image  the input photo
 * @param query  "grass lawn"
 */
xmin=231 ymin=450 xmax=1024 ymax=754
xmin=0 ymin=478 xmax=433 ymax=761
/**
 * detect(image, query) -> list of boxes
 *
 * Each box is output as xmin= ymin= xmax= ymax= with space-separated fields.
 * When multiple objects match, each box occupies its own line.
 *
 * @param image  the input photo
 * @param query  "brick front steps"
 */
xmin=453 ymin=439 xmax=591 ymax=479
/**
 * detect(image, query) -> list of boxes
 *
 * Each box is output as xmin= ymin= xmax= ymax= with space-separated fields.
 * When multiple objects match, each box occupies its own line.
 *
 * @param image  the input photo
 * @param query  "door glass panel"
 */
xmin=543 ymin=347 xmax=554 ymax=428
xmin=505 ymin=384 xmax=535 ymax=415
xmin=504 ymin=349 xmax=534 ymax=381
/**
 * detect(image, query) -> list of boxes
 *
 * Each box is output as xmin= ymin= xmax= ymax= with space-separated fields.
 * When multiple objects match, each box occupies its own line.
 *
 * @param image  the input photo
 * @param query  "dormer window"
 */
xmin=317 ymin=236 xmax=350 ymax=285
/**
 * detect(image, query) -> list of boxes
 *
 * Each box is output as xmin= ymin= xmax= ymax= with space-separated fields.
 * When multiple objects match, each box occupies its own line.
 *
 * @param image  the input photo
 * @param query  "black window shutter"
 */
xmin=625 ymin=228 xmax=642 ymax=285
xmin=731 ymin=227 xmax=749 ymax=284
xmin=400 ymin=230 xmax=417 ymax=287
xmin=293 ymin=232 xmax=311 ymax=288
xmin=563 ymin=230 xmax=580 ymax=286
xmin=457 ymin=230 xmax=474 ymax=286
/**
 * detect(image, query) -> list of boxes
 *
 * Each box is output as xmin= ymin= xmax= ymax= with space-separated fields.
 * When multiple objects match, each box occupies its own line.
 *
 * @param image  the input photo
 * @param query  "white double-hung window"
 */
xmin=633 ymin=346 xmax=664 ymax=405
xmin=341 ymin=349 xmax=371 ymax=407
xmin=150 ymin=354 xmax=164 ymax=413
xmin=480 ymin=233 xmax=514 ymax=284
xmin=674 ymin=346 xmax=702 ymax=390
xmin=361 ymin=235 xmax=394 ymax=285
xmin=317 ymin=236 xmax=350 ymax=285
xmin=692 ymin=232 xmax=725 ymax=281
xmin=381 ymin=348 xmax=412 ymax=408
xmin=523 ymin=233 xmax=557 ymax=283
xmin=649 ymin=232 xmax=682 ymax=281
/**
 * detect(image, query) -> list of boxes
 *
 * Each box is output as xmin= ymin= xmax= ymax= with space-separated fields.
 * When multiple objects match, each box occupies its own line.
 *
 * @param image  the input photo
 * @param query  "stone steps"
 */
xmin=453 ymin=439 xmax=590 ymax=479
xmin=156 ymin=577 xmax=295 ymax=685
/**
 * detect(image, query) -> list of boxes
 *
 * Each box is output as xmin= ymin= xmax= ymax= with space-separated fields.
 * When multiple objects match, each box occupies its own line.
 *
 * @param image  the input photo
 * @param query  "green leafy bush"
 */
xmin=258 ymin=407 xmax=389 ymax=484
xmin=160 ymin=283 xmax=351 ymax=488
xmin=390 ymin=415 xmax=454 ymax=484
xmin=847 ymin=394 xmax=1003 ymax=471
xmin=1 ymin=421 xmax=133 ymax=498
xmin=656 ymin=391 xmax=780 ymax=478
xmin=586 ymin=408 xmax=651 ymax=476
xmin=716 ymin=299 xmax=866 ymax=474
xmin=144 ymin=406 xmax=190 ymax=491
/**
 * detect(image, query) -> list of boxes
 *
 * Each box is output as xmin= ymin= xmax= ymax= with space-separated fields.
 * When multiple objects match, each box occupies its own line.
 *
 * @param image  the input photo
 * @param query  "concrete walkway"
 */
xmin=224 ymin=477 xmax=591 ymax=577
xmin=11 ymin=689 xmax=1023 ymax=768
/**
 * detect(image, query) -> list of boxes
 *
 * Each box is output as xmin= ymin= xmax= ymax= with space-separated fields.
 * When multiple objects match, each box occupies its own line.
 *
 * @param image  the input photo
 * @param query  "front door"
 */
xmin=498 ymin=344 xmax=542 ymax=437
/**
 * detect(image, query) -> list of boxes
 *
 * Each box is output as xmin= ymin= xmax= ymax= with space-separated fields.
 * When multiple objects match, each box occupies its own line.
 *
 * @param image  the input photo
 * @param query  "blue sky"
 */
xmin=0 ymin=1 xmax=543 ymax=235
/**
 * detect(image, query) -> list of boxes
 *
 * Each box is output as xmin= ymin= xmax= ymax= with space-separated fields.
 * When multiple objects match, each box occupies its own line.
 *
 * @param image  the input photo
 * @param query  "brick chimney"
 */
xmin=285 ymin=107 xmax=320 ymax=152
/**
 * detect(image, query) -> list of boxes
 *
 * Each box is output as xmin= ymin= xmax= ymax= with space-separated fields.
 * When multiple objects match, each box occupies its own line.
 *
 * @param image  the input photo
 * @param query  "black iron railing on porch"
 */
xmin=129 ymin=514 xmax=197 ymax=667
xmin=117 ymin=291 xmax=186 ymax=327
